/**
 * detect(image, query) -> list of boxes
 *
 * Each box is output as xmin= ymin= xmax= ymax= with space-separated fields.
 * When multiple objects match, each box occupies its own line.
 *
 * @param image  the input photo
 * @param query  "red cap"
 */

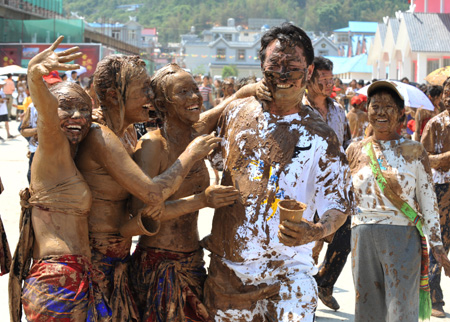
xmin=358 ymin=94 xmax=367 ymax=102
xmin=42 ymin=71 xmax=62 ymax=85
xmin=332 ymin=86 xmax=341 ymax=92
xmin=351 ymin=95 xmax=363 ymax=106
xmin=330 ymin=92 xmax=337 ymax=99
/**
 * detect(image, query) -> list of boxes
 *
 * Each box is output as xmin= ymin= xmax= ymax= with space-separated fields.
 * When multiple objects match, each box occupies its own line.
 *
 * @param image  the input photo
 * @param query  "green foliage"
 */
xmin=64 ymin=0 xmax=409 ymax=45
xmin=222 ymin=65 xmax=238 ymax=79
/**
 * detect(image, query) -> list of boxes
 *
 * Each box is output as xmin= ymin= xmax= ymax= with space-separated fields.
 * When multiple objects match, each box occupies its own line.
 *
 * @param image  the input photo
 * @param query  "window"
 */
xmin=129 ymin=30 xmax=136 ymax=41
xmin=427 ymin=59 xmax=439 ymax=74
xmin=217 ymin=48 xmax=226 ymax=61
xmin=237 ymin=49 xmax=245 ymax=61
xmin=112 ymin=30 xmax=120 ymax=39
xmin=444 ymin=58 xmax=450 ymax=67
xmin=255 ymin=49 xmax=260 ymax=61
xmin=224 ymin=34 xmax=232 ymax=41
xmin=318 ymin=50 xmax=329 ymax=56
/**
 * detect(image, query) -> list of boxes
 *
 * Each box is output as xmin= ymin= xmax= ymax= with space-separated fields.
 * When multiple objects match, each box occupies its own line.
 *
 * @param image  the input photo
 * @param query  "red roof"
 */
xmin=142 ymin=28 xmax=157 ymax=36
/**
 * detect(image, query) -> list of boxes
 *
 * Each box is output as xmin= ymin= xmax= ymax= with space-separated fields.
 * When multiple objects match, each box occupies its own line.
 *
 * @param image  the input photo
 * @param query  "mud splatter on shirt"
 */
xmin=347 ymin=137 xmax=442 ymax=247
xmin=202 ymin=97 xmax=352 ymax=279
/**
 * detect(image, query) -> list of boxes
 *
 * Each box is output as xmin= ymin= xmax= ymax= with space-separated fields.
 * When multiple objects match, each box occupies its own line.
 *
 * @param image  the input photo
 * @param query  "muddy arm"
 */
xmin=278 ymin=209 xmax=347 ymax=246
xmin=27 ymin=36 xmax=81 ymax=154
xmin=194 ymin=82 xmax=267 ymax=134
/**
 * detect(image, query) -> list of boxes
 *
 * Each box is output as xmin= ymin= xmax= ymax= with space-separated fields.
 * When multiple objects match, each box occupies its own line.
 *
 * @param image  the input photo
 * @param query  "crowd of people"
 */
xmin=0 ymin=22 xmax=449 ymax=322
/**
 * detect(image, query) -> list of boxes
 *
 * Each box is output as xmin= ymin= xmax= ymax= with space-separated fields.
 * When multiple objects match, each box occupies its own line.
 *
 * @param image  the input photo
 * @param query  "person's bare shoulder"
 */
xmin=134 ymin=129 xmax=168 ymax=174
xmin=399 ymin=138 xmax=425 ymax=162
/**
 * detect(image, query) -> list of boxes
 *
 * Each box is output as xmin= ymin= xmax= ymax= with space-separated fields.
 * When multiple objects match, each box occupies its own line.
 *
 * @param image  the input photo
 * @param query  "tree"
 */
xmin=222 ymin=65 xmax=238 ymax=79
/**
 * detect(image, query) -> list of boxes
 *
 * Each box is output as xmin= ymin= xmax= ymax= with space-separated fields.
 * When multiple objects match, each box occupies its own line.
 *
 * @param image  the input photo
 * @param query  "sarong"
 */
xmin=129 ymin=245 xmax=212 ymax=322
xmin=0 ymin=214 xmax=11 ymax=275
xmin=90 ymin=232 xmax=139 ymax=321
xmin=22 ymin=254 xmax=112 ymax=321
xmin=9 ymin=187 xmax=111 ymax=322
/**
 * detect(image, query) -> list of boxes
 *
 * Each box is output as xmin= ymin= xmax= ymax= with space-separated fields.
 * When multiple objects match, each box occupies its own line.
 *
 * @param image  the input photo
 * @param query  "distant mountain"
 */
xmin=64 ymin=0 xmax=409 ymax=45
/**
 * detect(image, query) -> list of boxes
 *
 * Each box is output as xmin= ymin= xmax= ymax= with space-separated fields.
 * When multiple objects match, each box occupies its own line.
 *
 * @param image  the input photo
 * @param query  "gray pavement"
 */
xmin=0 ymin=124 xmax=450 ymax=321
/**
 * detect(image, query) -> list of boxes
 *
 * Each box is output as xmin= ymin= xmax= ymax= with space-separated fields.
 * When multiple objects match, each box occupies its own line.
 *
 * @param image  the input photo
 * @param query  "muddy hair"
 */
xmin=367 ymin=87 xmax=406 ymax=123
xmin=311 ymin=56 xmax=333 ymax=81
xmin=150 ymin=63 xmax=185 ymax=121
xmin=443 ymin=77 xmax=450 ymax=89
xmin=93 ymin=54 xmax=146 ymax=132
xmin=259 ymin=22 xmax=314 ymax=66
xmin=49 ymin=81 xmax=92 ymax=111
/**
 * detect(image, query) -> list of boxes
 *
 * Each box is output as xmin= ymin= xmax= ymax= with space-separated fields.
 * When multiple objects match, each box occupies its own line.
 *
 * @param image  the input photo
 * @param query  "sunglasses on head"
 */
xmin=264 ymin=69 xmax=306 ymax=81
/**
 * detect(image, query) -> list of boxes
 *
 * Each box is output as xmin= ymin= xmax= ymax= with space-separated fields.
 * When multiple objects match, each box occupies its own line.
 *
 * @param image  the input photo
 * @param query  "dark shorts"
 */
xmin=0 ymin=114 xmax=9 ymax=122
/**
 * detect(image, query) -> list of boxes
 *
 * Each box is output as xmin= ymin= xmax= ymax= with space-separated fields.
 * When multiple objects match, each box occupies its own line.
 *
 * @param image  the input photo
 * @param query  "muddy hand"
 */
xmin=204 ymin=185 xmax=239 ymax=208
xmin=28 ymin=36 xmax=82 ymax=77
xmin=432 ymin=245 xmax=450 ymax=277
xmin=255 ymin=79 xmax=272 ymax=102
xmin=278 ymin=220 xmax=324 ymax=246
xmin=186 ymin=132 xmax=221 ymax=161
xmin=138 ymin=202 xmax=165 ymax=221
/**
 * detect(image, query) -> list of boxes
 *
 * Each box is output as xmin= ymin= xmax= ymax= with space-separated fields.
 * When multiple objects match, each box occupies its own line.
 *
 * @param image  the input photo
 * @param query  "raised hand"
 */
xmin=204 ymin=185 xmax=240 ymax=208
xmin=28 ymin=36 xmax=82 ymax=77
xmin=185 ymin=132 xmax=221 ymax=161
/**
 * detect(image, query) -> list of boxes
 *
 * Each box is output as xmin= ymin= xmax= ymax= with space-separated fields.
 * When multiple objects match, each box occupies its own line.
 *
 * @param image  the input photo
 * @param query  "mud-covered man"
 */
xmin=421 ymin=77 xmax=450 ymax=317
xmin=201 ymin=23 xmax=352 ymax=322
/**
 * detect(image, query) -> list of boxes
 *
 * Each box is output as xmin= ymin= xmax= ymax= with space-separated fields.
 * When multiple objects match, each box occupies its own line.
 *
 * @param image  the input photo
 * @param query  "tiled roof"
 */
xmin=378 ymin=23 xmax=387 ymax=45
xmin=389 ymin=18 xmax=400 ymax=42
xmin=403 ymin=12 xmax=450 ymax=52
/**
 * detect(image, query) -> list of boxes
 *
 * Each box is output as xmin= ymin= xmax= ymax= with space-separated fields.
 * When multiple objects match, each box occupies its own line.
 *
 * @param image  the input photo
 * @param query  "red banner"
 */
xmin=0 ymin=43 xmax=101 ymax=77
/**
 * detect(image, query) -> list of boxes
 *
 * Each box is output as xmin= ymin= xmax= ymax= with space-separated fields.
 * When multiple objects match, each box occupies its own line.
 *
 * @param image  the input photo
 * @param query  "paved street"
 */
xmin=0 ymin=123 xmax=449 ymax=321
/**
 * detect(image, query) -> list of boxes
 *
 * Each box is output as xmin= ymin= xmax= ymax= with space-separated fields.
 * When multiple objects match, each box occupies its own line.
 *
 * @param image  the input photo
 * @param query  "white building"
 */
xmin=180 ymin=18 xmax=287 ymax=77
xmin=368 ymin=11 xmax=450 ymax=83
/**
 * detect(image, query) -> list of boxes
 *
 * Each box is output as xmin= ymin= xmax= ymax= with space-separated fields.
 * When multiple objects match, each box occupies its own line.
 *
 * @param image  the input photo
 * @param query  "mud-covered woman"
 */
xmin=9 ymin=37 xmax=111 ymax=322
xmin=128 ymin=63 xmax=264 ymax=321
xmin=74 ymin=56 xmax=219 ymax=321
xmin=346 ymin=80 xmax=450 ymax=321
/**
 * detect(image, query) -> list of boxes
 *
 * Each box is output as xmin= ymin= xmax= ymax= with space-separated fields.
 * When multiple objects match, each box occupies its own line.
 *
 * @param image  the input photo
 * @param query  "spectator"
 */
xmin=3 ymin=73 xmax=15 ymax=119
xmin=199 ymin=75 xmax=214 ymax=110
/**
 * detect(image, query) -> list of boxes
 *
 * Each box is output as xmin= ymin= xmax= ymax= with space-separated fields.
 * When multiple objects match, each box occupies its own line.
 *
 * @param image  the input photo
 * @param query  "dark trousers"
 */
xmin=429 ymin=183 xmax=450 ymax=307
xmin=314 ymin=216 xmax=351 ymax=289
xmin=27 ymin=152 xmax=34 ymax=184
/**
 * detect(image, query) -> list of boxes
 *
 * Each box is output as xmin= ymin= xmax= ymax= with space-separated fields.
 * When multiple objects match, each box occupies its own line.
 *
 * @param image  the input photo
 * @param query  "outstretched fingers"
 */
xmin=58 ymin=52 xmax=83 ymax=64
xmin=56 ymin=46 xmax=80 ymax=57
xmin=49 ymin=35 xmax=64 ymax=51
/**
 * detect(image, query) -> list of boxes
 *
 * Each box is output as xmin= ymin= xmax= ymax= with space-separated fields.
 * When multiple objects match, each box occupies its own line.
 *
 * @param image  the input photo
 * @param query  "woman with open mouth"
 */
xmin=74 ymin=55 xmax=221 ymax=321
xmin=9 ymin=36 xmax=111 ymax=322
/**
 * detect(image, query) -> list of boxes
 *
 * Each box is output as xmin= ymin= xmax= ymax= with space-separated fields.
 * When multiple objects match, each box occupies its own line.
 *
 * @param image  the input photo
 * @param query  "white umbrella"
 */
xmin=359 ymin=80 xmax=434 ymax=111
xmin=0 ymin=65 xmax=27 ymax=75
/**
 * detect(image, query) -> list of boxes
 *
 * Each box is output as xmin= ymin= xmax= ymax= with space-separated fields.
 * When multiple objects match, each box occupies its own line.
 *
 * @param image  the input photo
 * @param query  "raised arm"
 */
xmin=194 ymin=81 xmax=271 ymax=134
xmin=27 ymin=36 xmax=81 ymax=153
xmin=81 ymin=125 xmax=220 ymax=207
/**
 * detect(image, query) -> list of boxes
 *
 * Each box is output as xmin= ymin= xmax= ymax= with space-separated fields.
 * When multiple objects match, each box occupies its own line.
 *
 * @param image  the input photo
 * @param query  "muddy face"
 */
xmin=368 ymin=92 xmax=403 ymax=139
xmin=165 ymin=71 xmax=203 ymax=125
xmin=262 ymin=39 xmax=311 ymax=104
xmin=124 ymin=73 xmax=154 ymax=125
xmin=442 ymin=84 xmax=450 ymax=112
xmin=58 ymin=98 xmax=92 ymax=145
xmin=309 ymin=70 xmax=333 ymax=97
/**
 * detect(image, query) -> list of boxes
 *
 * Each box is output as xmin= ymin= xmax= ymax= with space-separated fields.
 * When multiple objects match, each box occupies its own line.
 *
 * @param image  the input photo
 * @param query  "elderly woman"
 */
xmin=74 ymin=56 xmax=219 ymax=321
xmin=346 ymin=81 xmax=450 ymax=321
xmin=9 ymin=37 xmax=110 ymax=321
